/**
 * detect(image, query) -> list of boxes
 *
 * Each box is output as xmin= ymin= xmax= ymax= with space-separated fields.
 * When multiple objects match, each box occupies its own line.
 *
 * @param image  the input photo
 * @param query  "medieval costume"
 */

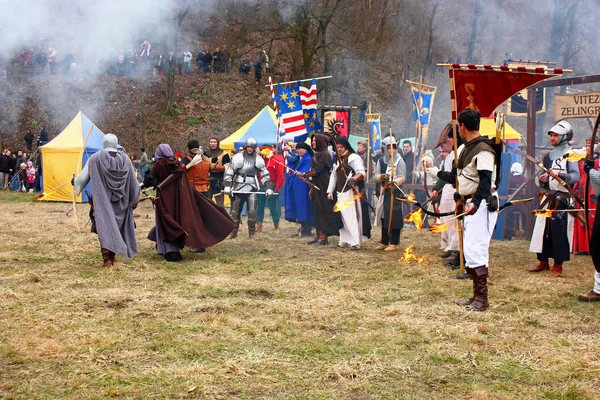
xmin=73 ymin=134 xmax=139 ymax=267
xmin=428 ymin=125 xmax=462 ymax=268
xmin=224 ymin=137 xmax=274 ymax=238
xmin=572 ymin=139 xmax=599 ymax=254
xmin=181 ymin=140 xmax=211 ymax=198
xmin=204 ymin=135 xmax=231 ymax=207
xmin=579 ymin=159 xmax=600 ymax=302
xmin=304 ymin=134 xmax=340 ymax=245
xmin=143 ymin=144 xmax=235 ymax=261
xmin=453 ymin=109 xmax=500 ymax=311
xmin=257 ymin=146 xmax=285 ymax=233
xmin=327 ymin=137 xmax=368 ymax=249
xmin=285 ymin=142 xmax=314 ymax=237
xmin=529 ymin=121 xmax=580 ymax=276
xmin=374 ymin=138 xmax=406 ymax=252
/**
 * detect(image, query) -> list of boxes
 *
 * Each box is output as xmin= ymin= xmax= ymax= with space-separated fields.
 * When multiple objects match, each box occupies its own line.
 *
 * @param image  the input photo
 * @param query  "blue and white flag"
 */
xmin=410 ymin=85 xmax=436 ymax=126
xmin=367 ymin=114 xmax=381 ymax=151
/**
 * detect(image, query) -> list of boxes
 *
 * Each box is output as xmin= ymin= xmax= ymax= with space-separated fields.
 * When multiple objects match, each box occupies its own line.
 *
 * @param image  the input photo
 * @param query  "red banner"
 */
xmin=451 ymin=68 xmax=557 ymax=117
xmin=322 ymin=109 xmax=351 ymax=138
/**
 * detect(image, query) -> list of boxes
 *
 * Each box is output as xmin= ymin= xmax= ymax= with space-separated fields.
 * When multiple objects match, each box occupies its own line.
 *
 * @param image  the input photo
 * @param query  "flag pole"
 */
xmin=265 ymin=75 xmax=332 ymax=87
xmin=269 ymin=76 xmax=281 ymax=147
xmin=448 ymin=68 xmax=466 ymax=276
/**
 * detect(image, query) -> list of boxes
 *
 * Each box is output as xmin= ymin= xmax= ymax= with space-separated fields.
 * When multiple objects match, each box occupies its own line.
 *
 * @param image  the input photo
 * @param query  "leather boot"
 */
xmin=440 ymin=250 xmax=452 ymax=258
xmin=256 ymin=222 xmax=263 ymax=233
xmin=101 ymin=248 xmax=114 ymax=267
xmin=317 ymin=231 xmax=328 ymax=245
xmin=467 ymin=266 xmax=489 ymax=311
xmin=384 ymin=244 xmax=398 ymax=252
xmin=456 ymin=268 xmax=476 ymax=306
xmin=529 ymin=260 xmax=549 ymax=272
xmin=300 ymin=222 xmax=313 ymax=238
xmin=229 ymin=221 xmax=240 ymax=239
xmin=375 ymin=243 xmax=387 ymax=250
xmin=549 ymin=262 xmax=562 ymax=276
xmin=578 ymin=290 xmax=600 ymax=302
xmin=248 ymin=220 xmax=256 ymax=238
xmin=307 ymin=236 xmax=319 ymax=245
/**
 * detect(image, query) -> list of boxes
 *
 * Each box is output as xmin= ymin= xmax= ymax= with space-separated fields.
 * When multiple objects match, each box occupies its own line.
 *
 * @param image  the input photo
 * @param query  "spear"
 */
xmin=267 ymin=155 xmax=320 ymax=190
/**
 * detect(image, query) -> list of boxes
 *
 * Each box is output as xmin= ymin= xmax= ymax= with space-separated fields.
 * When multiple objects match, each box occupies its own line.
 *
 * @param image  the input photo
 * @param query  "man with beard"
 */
xmin=143 ymin=144 xmax=235 ymax=261
xmin=529 ymin=121 xmax=580 ymax=277
xmin=204 ymin=135 xmax=231 ymax=206
xmin=72 ymin=134 xmax=139 ymax=267
xmin=327 ymin=137 xmax=368 ymax=249
xmin=224 ymin=137 xmax=274 ymax=239
xmin=304 ymin=134 xmax=340 ymax=245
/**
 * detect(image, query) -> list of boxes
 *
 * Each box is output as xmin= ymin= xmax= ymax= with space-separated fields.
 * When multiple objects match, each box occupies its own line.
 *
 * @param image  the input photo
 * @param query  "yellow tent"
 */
xmin=220 ymin=106 xmax=279 ymax=151
xmin=39 ymin=112 xmax=108 ymax=202
xmin=480 ymin=118 xmax=522 ymax=141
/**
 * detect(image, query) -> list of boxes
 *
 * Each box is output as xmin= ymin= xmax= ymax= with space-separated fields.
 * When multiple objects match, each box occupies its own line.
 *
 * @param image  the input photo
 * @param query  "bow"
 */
xmin=505 ymin=142 xmax=585 ymax=210
xmin=585 ymin=111 xmax=600 ymax=244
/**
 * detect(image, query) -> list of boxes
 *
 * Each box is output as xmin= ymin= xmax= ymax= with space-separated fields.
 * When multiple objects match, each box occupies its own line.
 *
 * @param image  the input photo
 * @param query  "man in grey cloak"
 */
xmin=73 ymin=133 xmax=140 ymax=266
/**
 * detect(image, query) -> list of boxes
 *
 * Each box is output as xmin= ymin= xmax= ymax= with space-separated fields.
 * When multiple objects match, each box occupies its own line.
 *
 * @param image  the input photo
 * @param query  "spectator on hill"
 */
xmin=254 ymin=60 xmax=263 ymax=84
xmin=176 ymin=51 xmax=184 ymax=74
xmin=140 ymin=40 xmax=151 ymax=76
xmin=47 ymin=47 xmax=57 ymax=75
xmin=24 ymin=129 xmax=34 ymax=151
xmin=25 ymin=161 xmax=36 ymax=191
xmin=63 ymin=52 xmax=76 ymax=75
xmin=213 ymin=48 xmax=223 ymax=73
xmin=182 ymin=50 xmax=193 ymax=74
xmin=0 ymin=150 xmax=10 ymax=189
xmin=38 ymin=126 xmax=48 ymax=147
xmin=222 ymin=49 xmax=231 ymax=73
xmin=239 ymin=59 xmax=251 ymax=75
xmin=35 ymin=50 xmax=47 ymax=76
xmin=201 ymin=50 xmax=212 ymax=73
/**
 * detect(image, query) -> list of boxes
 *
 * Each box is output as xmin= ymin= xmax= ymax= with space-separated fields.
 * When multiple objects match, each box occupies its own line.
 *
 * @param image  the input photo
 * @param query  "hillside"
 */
xmin=0 ymin=73 xmax=281 ymax=154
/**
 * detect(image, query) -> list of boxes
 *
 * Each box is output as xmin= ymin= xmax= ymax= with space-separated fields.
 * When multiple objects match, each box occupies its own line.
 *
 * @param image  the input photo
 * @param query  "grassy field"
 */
xmin=1 ymin=190 xmax=599 ymax=399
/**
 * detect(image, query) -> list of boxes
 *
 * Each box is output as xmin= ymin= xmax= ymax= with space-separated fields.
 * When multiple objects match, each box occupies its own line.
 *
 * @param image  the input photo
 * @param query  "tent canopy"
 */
xmin=39 ymin=112 xmax=109 ymax=202
xmin=480 ymin=118 xmax=522 ymax=141
xmin=220 ymin=106 xmax=280 ymax=151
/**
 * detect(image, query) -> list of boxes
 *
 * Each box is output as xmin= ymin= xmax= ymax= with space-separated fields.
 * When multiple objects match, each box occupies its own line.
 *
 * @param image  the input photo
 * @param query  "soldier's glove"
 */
xmin=374 ymin=174 xmax=389 ymax=183
xmin=346 ymin=177 xmax=356 ymax=187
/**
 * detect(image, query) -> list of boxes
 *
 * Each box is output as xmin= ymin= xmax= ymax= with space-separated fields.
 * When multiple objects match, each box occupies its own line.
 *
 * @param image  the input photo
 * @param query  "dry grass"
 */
xmin=1 ymin=190 xmax=600 ymax=399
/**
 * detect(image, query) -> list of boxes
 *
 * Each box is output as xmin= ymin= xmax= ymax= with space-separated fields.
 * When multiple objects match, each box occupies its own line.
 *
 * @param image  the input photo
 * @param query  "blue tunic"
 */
xmin=285 ymin=153 xmax=314 ymax=224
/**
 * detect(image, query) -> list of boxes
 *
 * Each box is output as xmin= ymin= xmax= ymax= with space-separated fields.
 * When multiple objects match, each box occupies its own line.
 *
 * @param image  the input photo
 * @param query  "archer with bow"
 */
xmin=426 ymin=123 xmax=462 ymax=268
xmin=528 ymin=121 xmax=580 ymax=277
xmin=373 ymin=136 xmax=407 ymax=252
xmin=326 ymin=136 xmax=370 ymax=249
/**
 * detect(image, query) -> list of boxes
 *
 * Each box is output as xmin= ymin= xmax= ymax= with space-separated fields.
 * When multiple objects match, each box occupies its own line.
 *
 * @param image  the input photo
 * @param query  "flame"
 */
xmin=564 ymin=152 xmax=586 ymax=162
xmin=399 ymin=245 xmax=426 ymax=264
xmin=404 ymin=208 xmax=423 ymax=231
xmin=534 ymin=209 xmax=554 ymax=218
xmin=429 ymin=223 xmax=450 ymax=233
xmin=407 ymin=192 xmax=416 ymax=201
xmin=333 ymin=193 xmax=362 ymax=212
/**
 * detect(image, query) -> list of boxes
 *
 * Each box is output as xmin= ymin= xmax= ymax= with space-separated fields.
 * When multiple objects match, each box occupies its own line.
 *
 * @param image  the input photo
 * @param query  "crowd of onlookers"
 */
xmin=6 ymin=40 xmax=270 ymax=82
xmin=0 ymin=127 xmax=48 ymax=193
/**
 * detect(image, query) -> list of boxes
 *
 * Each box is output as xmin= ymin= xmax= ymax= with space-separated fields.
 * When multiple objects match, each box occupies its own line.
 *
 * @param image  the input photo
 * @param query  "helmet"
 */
xmin=244 ymin=137 xmax=257 ymax=149
xmin=103 ymin=134 xmax=119 ymax=151
xmin=548 ymin=121 xmax=573 ymax=141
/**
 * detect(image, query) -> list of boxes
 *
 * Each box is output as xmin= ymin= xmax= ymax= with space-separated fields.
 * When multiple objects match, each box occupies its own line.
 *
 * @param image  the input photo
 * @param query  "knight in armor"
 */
xmin=529 ymin=121 xmax=580 ymax=276
xmin=204 ymin=135 xmax=231 ymax=206
xmin=453 ymin=109 xmax=501 ymax=311
xmin=224 ymin=137 xmax=274 ymax=238
xmin=374 ymin=137 xmax=406 ymax=252
xmin=326 ymin=137 xmax=368 ymax=249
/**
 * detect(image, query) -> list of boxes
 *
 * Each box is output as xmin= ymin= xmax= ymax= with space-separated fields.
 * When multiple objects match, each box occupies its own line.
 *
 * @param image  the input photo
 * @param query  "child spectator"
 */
xmin=25 ymin=161 xmax=36 ymax=191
